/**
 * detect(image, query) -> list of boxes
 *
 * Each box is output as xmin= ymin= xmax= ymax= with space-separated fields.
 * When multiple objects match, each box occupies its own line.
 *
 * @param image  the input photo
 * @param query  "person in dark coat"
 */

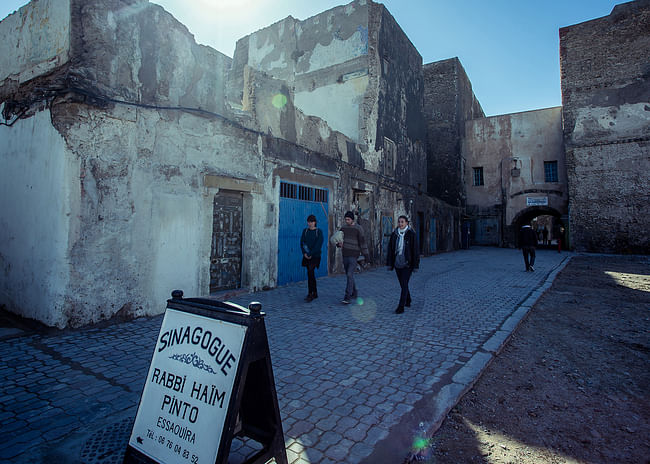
xmin=387 ymin=215 xmax=419 ymax=314
xmin=300 ymin=214 xmax=323 ymax=302
xmin=519 ymin=223 xmax=538 ymax=272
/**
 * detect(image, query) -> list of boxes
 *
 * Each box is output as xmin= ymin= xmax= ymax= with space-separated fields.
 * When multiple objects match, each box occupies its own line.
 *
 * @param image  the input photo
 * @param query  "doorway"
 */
xmin=210 ymin=191 xmax=243 ymax=293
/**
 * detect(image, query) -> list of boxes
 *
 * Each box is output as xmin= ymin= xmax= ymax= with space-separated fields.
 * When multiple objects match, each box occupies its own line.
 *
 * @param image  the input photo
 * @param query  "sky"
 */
xmin=1 ymin=0 xmax=623 ymax=116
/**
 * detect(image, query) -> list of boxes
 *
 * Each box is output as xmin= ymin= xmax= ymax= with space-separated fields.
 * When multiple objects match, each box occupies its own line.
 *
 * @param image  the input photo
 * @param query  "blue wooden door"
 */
xmin=278 ymin=182 xmax=329 ymax=286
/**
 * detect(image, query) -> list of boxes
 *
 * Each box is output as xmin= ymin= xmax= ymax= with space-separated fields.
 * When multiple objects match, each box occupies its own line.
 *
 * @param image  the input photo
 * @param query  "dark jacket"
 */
xmin=519 ymin=225 xmax=538 ymax=248
xmin=300 ymin=227 xmax=323 ymax=267
xmin=387 ymin=227 xmax=419 ymax=270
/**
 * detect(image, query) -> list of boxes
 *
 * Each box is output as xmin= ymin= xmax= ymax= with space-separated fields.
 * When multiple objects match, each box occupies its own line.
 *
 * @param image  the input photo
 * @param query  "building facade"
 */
xmin=560 ymin=0 xmax=650 ymax=253
xmin=463 ymin=108 xmax=568 ymax=247
xmin=0 ymin=0 xmax=460 ymax=327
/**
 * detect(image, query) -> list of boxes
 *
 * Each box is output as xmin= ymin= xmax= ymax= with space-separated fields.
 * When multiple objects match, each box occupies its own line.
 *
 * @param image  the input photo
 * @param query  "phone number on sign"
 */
xmin=146 ymin=429 xmax=199 ymax=463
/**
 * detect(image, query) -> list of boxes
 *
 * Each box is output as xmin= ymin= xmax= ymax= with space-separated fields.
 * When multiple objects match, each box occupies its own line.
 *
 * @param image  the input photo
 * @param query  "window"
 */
xmin=384 ymin=137 xmax=396 ymax=176
xmin=473 ymin=167 xmax=484 ymax=186
xmin=544 ymin=161 xmax=558 ymax=183
xmin=280 ymin=181 xmax=328 ymax=203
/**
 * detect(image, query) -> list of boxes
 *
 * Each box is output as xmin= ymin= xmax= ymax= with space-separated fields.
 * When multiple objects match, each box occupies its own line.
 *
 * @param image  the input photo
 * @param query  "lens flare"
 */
xmin=350 ymin=299 xmax=376 ymax=322
xmin=412 ymin=436 xmax=431 ymax=451
xmin=272 ymin=93 xmax=288 ymax=109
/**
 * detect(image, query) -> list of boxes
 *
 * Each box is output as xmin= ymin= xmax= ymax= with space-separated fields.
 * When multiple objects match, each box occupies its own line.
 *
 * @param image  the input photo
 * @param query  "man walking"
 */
xmin=519 ymin=223 xmax=538 ymax=271
xmin=337 ymin=211 xmax=369 ymax=304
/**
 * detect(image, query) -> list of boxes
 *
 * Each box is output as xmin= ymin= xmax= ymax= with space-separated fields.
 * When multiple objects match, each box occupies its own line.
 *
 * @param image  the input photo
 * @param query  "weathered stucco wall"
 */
xmin=66 ymin=0 xmax=232 ymax=115
xmin=52 ymin=103 xmax=275 ymax=327
xmin=0 ymin=110 xmax=76 ymax=327
xmin=0 ymin=0 xmax=70 ymax=89
xmin=463 ymin=107 xmax=567 ymax=245
xmin=560 ymin=0 xmax=650 ymax=253
xmin=228 ymin=0 xmax=370 ymax=142
xmin=0 ymin=0 xmax=464 ymax=327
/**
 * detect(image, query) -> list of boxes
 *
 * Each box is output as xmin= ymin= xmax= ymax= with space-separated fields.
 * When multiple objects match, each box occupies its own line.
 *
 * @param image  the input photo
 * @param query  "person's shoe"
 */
xmin=530 ymin=266 xmax=535 ymax=272
xmin=304 ymin=294 xmax=313 ymax=302
xmin=311 ymin=293 xmax=318 ymax=300
xmin=341 ymin=298 xmax=350 ymax=305
xmin=395 ymin=306 xmax=405 ymax=314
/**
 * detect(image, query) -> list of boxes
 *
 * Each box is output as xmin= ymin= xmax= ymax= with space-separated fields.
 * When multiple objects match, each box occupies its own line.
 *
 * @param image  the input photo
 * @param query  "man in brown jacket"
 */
xmin=337 ymin=211 xmax=369 ymax=304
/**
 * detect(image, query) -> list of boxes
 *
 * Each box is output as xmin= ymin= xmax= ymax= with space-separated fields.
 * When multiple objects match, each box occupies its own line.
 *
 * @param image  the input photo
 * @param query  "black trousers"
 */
xmin=395 ymin=267 xmax=412 ymax=308
xmin=304 ymin=257 xmax=320 ymax=295
xmin=522 ymin=246 xmax=536 ymax=270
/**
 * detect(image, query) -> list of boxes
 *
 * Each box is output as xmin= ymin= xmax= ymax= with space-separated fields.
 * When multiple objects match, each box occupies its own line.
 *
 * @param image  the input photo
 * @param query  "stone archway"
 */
xmin=509 ymin=206 xmax=566 ymax=248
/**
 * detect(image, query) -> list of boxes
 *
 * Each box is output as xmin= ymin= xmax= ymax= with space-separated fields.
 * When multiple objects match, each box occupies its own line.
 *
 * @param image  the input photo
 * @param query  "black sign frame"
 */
xmin=123 ymin=291 xmax=288 ymax=464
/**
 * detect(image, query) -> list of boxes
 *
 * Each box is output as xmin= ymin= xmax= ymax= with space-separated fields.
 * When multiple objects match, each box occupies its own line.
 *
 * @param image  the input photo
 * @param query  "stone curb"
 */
xmin=405 ymin=253 xmax=574 ymax=462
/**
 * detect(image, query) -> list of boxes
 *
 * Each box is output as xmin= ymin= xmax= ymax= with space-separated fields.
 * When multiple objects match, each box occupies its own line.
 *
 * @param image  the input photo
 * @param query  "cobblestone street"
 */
xmin=0 ymin=247 xmax=570 ymax=463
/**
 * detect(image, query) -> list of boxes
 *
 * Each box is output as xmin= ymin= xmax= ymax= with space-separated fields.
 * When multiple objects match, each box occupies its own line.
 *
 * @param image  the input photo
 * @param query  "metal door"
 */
xmin=210 ymin=192 xmax=243 ymax=293
xmin=473 ymin=217 xmax=499 ymax=245
xmin=278 ymin=182 xmax=329 ymax=286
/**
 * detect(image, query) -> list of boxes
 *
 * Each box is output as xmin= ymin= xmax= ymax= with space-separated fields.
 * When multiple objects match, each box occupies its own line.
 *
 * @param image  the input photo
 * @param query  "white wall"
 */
xmin=0 ymin=109 xmax=76 ymax=327
xmin=0 ymin=0 xmax=70 ymax=84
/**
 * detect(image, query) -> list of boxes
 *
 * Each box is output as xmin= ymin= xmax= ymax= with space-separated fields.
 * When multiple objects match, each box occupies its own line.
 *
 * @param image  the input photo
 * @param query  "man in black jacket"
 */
xmin=519 ymin=223 xmax=538 ymax=272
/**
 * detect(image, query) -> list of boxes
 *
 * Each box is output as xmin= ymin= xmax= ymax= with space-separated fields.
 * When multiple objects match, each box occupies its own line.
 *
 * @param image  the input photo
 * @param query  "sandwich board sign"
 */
xmin=123 ymin=290 xmax=287 ymax=464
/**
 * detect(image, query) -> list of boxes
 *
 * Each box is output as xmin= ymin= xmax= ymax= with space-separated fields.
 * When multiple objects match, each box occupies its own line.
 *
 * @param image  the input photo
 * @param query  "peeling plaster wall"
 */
xmin=560 ymin=0 xmax=650 ymax=253
xmin=45 ymin=102 xmax=271 ymax=326
xmin=463 ymin=108 xmax=567 ymax=246
xmin=0 ymin=109 xmax=76 ymax=327
xmin=0 ymin=0 xmax=464 ymax=327
xmin=228 ymin=0 xmax=371 ymax=143
xmin=68 ymin=0 xmax=231 ymax=115
xmin=0 ymin=0 xmax=71 ymax=88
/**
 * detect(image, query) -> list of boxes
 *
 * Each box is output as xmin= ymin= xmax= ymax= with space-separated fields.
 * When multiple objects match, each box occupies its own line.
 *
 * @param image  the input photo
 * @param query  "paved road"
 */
xmin=0 ymin=248 xmax=570 ymax=463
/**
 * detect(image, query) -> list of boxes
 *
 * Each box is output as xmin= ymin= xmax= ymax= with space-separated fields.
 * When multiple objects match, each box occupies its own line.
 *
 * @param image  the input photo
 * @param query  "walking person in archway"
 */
xmin=519 ymin=222 xmax=538 ymax=272
xmin=387 ymin=215 xmax=419 ymax=314
xmin=301 ymin=214 xmax=323 ymax=302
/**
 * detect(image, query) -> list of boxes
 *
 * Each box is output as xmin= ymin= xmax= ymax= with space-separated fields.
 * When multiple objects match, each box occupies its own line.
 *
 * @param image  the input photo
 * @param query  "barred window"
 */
xmin=280 ymin=181 xmax=328 ymax=203
xmin=280 ymin=182 xmax=297 ymax=198
xmin=473 ymin=167 xmax=484 ymax=186
xmin=384 ymin=137 xmax=396 ymax=176
xmin=544 ymin=161 xmax=558 ymax=183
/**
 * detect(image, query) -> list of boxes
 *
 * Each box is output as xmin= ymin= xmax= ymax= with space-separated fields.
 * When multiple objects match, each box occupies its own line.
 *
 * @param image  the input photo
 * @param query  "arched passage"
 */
xmin=510 ymin=206 xmax=568 ymax=249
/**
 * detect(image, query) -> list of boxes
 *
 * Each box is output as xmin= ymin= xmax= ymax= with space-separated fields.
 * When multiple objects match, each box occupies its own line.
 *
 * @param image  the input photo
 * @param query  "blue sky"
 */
xmin=1 ymin=0 xmax=622 ymax=116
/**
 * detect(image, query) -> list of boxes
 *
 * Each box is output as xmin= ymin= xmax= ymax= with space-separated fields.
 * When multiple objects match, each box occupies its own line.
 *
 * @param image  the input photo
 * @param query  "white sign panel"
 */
xmin=128 ymin=309 xmax=247 ymax=464
xmin=526 ymin=197 xmax=548 ymax=206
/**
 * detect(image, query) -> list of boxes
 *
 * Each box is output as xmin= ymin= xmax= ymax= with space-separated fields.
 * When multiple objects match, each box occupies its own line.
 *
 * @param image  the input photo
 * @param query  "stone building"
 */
xmin=463 ymin=108 xmax=568 ymax=246
xmin=560 ymin=0 xmax=650 ymax=253
xmin=0 ymin=0 xmax=460 ymax=328
xmin=423 ymin=58 xmax=484 ymax=207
